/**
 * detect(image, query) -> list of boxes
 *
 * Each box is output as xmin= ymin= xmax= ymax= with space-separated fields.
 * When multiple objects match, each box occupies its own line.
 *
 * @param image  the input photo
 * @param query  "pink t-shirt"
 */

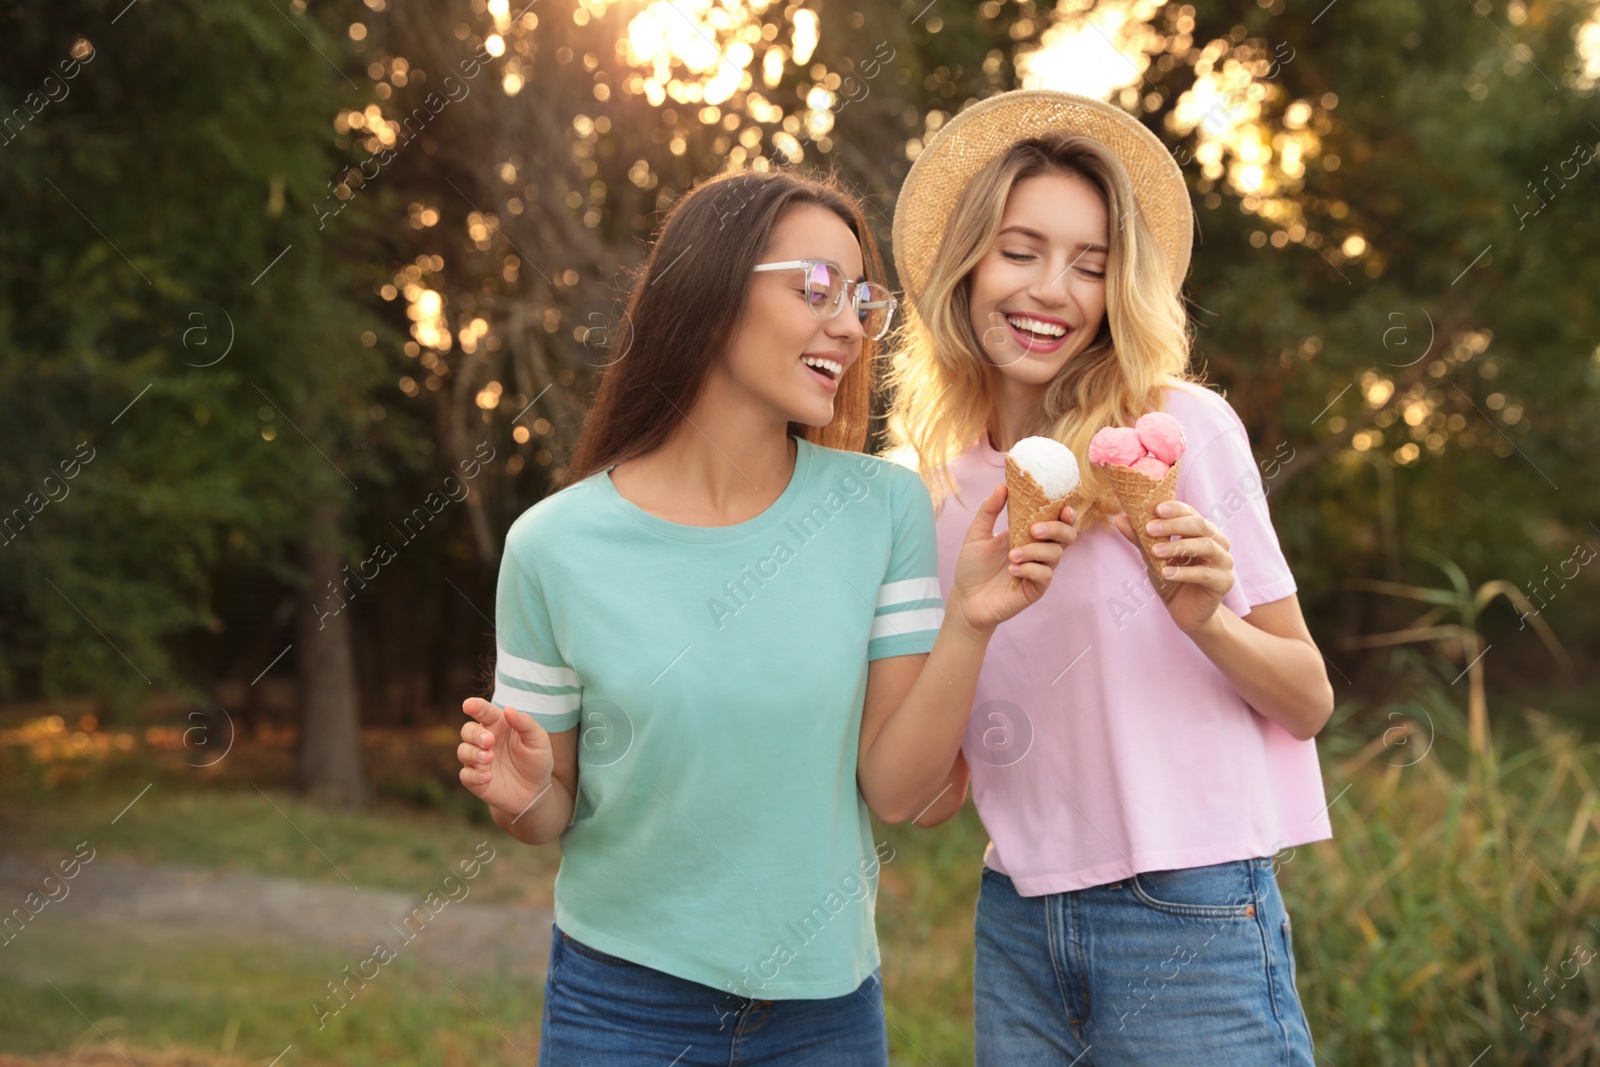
xmin=933 ymin=380 xmax=1332 ymax=896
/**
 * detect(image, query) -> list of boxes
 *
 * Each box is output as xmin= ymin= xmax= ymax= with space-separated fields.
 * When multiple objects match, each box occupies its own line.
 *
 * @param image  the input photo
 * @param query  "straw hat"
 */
xmin=892 ymin=89 xmax=1194 ymax=310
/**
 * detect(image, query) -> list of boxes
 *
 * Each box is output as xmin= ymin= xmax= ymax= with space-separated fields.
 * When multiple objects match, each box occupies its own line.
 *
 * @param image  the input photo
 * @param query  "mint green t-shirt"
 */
xmin=492 ymin=436 xmax=944 ymax=999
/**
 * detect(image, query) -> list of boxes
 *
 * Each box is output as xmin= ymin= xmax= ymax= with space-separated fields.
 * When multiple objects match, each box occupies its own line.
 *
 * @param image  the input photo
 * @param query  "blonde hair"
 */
xmin=886 ymin=133 xmax=1198 ymax=530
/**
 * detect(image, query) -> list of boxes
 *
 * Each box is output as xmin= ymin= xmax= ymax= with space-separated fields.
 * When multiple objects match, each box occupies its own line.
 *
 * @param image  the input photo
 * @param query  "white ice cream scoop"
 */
xmin=1008 ymin=435 xmax=1081 ymax=499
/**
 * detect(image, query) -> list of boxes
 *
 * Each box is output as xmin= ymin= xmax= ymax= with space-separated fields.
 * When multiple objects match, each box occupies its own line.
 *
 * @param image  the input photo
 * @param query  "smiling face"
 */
xmin=714 ymin=203 xmax=868 ymax=428
xmin=967 ymin=171 xmax=1110 ymax=389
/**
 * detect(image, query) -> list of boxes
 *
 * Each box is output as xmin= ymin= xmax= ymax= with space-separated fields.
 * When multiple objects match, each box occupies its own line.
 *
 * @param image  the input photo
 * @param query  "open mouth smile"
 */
xmin=1003 ymin=312 xmax=1073 ymax=353
xmin=801 ymin=355 xmax=843 ymax=390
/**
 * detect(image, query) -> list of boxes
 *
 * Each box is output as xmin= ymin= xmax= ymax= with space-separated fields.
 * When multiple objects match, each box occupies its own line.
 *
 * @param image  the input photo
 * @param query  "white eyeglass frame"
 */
xmin=751 ymin=259 xmax=899 ymax=340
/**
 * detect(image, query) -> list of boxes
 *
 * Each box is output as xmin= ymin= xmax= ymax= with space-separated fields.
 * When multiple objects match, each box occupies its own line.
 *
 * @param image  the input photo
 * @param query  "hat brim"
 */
xmin=891 ymin=89 xmax=1194 ymax=310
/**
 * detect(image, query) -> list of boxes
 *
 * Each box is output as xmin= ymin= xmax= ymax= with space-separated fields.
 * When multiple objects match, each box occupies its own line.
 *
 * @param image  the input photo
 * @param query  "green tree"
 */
xmin=348 ymin=0 xmax=1053 ymax=545
xmin=1094 ymin=0 xmax=1600 ymax=679
xmin=0 ymin=0 xmax=411 ymax=805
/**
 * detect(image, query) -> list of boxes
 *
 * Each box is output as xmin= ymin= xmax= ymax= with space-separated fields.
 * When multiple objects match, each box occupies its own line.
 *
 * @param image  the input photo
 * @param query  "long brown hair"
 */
xmin=563 ymin=170 xmax=884 ymax=486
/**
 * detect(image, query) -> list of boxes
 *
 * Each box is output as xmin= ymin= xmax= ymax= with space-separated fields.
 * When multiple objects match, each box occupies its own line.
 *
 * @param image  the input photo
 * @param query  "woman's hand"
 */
xmin=1112 ymin=500 xmax=1234 ymax=635
xmin=951 ymin=483 xmax=1077 ymax=634
xmin=458 ymin=697 xmax=555 ymax=818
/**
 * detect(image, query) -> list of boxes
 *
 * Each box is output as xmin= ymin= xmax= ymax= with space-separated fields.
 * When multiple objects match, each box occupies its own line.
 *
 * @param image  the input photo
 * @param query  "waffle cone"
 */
xmin=1005 ymin=456 xmax=1081 ymax=590
xmin=1104 ymin=459 xmax=1182 ymax=589
xmin=1005 ymin=456 xmax=1078 ymax=548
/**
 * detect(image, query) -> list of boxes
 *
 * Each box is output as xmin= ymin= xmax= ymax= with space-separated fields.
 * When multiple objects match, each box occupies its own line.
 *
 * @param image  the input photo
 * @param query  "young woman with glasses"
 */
xmin=454 ymin=169 xmax=1077 ymax=1065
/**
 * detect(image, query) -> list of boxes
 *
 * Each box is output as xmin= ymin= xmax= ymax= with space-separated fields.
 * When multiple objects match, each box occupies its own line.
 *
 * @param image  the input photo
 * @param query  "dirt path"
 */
xmin=0 ymin=854 xmax=553 ymax=979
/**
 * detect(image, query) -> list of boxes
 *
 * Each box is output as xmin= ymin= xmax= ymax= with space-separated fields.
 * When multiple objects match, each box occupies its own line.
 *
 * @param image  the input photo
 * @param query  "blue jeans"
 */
xmin=974 ymin=858 xmax=1316 ymax=1065
xmin=538 ymin=924 xmax=890 ymax=1066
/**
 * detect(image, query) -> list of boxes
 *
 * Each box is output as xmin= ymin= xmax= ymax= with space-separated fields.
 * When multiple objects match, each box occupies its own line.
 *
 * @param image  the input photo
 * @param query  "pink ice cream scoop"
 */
xmin=1135 ymin=411 xmax=1186 ymax=465
xmin=1130 ymin=455 xmax=1170 ymax=480
xmin=1088 ymin=426 xmax=1146 ymax=468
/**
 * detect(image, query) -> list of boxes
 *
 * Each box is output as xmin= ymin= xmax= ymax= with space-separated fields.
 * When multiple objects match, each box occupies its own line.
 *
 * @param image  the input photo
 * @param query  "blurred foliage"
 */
xmin=0 ymin=0 xmax=410 ymax=709
xmin=1119 ymin=0 xmax=1600 ymax=674
xmin=1 ymin=1 xmax=1597 ymax=718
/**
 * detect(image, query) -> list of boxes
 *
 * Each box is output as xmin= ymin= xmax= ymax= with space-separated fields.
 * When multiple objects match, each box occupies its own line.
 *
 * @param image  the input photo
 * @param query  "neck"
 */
xmin=644 ymin=370 xmax=797 ymax=513
xmin=987 ymin=373 xmax=1048 ymax=453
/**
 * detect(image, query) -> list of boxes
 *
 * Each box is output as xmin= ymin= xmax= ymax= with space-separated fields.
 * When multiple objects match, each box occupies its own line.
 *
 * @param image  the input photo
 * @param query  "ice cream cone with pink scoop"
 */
xmin=1089 ymin=412 xmax=1186 ymax=589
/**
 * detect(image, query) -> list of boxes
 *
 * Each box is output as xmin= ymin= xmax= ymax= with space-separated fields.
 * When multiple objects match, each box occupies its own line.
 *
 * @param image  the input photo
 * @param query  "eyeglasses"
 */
xmin=751 ymin=259 xmax=899 ymax=341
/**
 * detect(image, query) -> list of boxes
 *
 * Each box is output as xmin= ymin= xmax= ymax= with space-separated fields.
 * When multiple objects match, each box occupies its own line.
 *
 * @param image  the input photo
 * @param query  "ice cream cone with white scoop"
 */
xmin=1004 ymin=436 xmax=1083 ymax=591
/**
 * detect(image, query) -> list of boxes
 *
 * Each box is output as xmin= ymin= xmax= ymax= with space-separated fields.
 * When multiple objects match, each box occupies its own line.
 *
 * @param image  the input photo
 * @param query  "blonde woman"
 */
xmin=887 ymin=90 xmax=1332 ymax=1063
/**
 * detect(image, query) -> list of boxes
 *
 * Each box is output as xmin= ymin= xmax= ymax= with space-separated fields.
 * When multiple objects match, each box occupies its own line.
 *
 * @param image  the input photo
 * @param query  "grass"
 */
xmin=0 ymin=718 xmax=986 ymax=1065
xmin=0 ymin=922 xmax=540 ymax=1066
xmin=0 ymin=720 xmax=556 ymax=1066
xmin=1296 ymin=683 xmax=1600 ymax=1065
xmin=0 ymin=720 xmax=559 ymax=908
xmin=5 ymin=670 xmax=1600 ymax=1064
xmin=875 ymin=806 xmax=991 ymax=1062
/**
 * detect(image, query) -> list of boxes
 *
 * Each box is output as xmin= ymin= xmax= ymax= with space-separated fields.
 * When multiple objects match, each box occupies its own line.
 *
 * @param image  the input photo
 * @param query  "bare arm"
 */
xmin=1113 ymin=504 xmax=1333 ymax=741
xmin=1188 ymin=594 xmax=1334 ymax=741
xmin=910 ymin=750 xmax=970 ymax=828
xmin=857 ymin=617 xmax=992 ymax=824
xmin=857 ymin=486 xmax=1074 ymax=824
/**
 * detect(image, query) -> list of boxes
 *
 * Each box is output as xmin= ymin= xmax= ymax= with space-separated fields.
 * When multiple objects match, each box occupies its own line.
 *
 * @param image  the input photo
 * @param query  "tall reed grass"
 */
xmin=1293 ymin=660 xmax=1599 ymax=1064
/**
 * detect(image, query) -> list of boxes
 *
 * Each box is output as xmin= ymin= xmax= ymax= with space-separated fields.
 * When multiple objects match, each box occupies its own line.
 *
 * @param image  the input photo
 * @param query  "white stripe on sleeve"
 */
xmin=496 ymin=645 xmax=580 ymax=689
xmin=875 ymin=576 xmax=943 ymax=608
xmin=492 ymin=680 xmax=582 ymax=717
xmin=868 ymin=606 xmax=945 ymax=641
